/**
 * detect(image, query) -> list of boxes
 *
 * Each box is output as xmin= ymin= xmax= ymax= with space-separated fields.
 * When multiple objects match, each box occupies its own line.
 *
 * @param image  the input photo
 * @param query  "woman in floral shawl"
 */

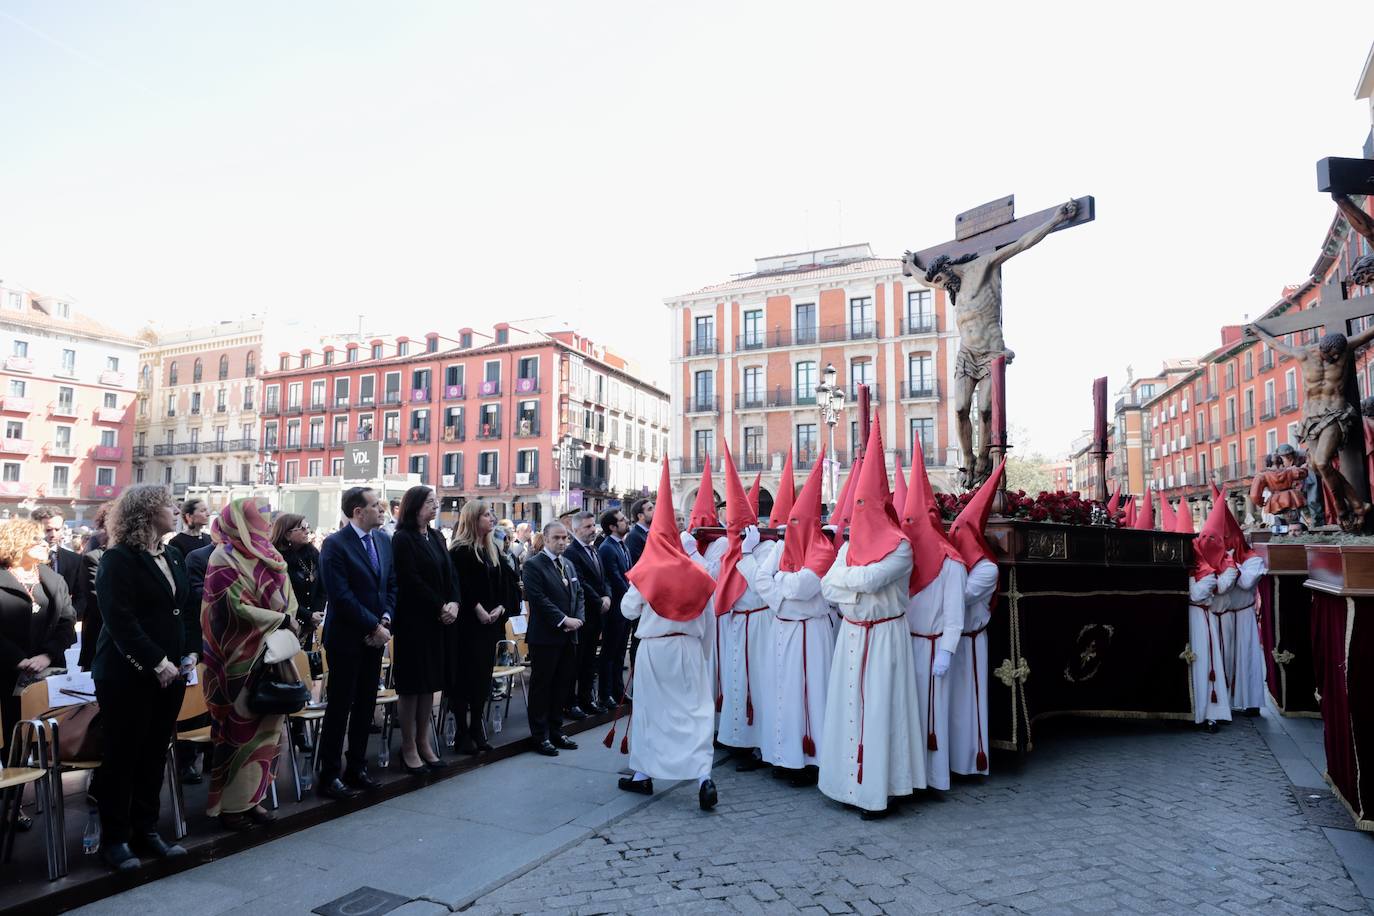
xmin=201 ymin=498 xmax=299 ymax=829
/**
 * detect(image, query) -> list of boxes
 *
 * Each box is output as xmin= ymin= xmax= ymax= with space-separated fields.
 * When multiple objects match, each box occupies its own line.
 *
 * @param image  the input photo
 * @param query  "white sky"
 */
xmin=2 ymin=2 xmax=1371 ymax=457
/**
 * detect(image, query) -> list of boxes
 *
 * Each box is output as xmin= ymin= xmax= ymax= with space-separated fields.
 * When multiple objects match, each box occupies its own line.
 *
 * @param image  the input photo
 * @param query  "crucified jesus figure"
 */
xmin=902 ymin=200 xmax=1078 ymax=488
xmin=1248 ymin=322 xmax=1374 ymax=531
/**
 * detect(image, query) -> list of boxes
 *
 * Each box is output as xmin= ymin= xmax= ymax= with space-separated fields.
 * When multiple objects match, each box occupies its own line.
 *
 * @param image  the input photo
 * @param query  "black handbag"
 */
xmin=245 ymin=630 xmax=310 ymax=715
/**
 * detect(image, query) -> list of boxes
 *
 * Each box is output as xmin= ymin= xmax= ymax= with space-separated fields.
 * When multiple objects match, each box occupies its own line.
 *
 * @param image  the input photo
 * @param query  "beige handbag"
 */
xmin=263 ymin=627 xmax=302 ymax=665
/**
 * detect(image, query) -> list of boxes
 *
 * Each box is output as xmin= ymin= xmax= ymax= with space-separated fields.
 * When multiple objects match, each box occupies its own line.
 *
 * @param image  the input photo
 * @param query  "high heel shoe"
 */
xmin=402 ymin=761 xmax=429 ymax=775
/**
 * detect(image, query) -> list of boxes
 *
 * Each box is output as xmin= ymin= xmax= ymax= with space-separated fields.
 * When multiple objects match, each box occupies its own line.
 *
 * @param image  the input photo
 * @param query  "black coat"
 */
xmin=450 ymin=542 xmax=516 ymax=641
xmin=282 ymin=543 xmax=327 ymax=631
xmin=92 ymin=543 xmax=197 ymax=686
xmin=0 ymin=565 xmax=77 ymax=696
xmin=51 ymin=546 xmax=82 ymax=612
xmin=77 ymin=544 xmax=105 ymax=671
xmin=392 ymin=526 xmax=460 ymax=694
xmin=320 ymin=527 xmax=397 ymax=655
xmin=521 ymin=551 xmax=584 ymax=647
xmin=625 ymin=523 xmax=649 ymax=567
xmin=564 ymin=537 xmax=608 ymax=617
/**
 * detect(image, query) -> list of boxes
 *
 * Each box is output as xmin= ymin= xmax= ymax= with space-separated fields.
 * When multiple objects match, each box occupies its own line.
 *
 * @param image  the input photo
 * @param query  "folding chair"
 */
xmin=285 ymin=651 xmax=328 ymax=801
xmin=0 ymin=708 xmax=62 ymax=880
xmin=488 ymin=619 xmax=529 ymax=733
xmin=165 ymin=667 xmax=213 ymax=838
xmin=375 ymin=640 xmax=400 ymax=767
xmin=25 ymin=681 xmax=99 ymax=869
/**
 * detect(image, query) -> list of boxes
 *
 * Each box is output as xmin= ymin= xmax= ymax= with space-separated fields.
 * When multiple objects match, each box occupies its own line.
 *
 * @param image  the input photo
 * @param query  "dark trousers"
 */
xmin=447 ymin=634 xmax=498 ymax=742
xmin=318 ymin=645 xmax=383 ymax=781
xmin=527 ymin=641 xmax=576 ymax=741
xmin=93 ymin=678 xmax=184 ymax=844
xmin=598 ymin=606 xmax=631 ymax=706
xmin=572 ymin=608 xmax=603 ymax=706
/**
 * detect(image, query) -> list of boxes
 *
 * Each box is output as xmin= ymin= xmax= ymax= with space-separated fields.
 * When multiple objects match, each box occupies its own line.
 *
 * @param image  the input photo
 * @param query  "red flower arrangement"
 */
xmin=936 ymin=488 xmax=1120 ymax=527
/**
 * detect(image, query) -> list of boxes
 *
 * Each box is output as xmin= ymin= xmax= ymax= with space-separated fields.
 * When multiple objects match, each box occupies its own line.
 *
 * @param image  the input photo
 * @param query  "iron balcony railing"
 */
xmin=900 ymin=381 xmax=938 ymax=400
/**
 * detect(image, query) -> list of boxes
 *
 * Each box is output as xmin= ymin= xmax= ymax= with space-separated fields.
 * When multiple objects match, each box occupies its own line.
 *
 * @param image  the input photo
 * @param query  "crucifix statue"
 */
xmin=1243 ymin=158 xmax=1374 ymax=532
xmin=902 ymin=194 xmax=1095 ymax=488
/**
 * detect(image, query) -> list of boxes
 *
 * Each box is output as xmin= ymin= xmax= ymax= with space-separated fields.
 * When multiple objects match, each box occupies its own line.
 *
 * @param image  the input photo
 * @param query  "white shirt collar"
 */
xmin=350 ymin=522 xmax=374 ymax=540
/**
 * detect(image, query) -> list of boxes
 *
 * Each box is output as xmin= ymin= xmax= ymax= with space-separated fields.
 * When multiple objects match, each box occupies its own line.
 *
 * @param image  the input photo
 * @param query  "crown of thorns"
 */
xmin=923 ymin=252 xmax=979 ymax=283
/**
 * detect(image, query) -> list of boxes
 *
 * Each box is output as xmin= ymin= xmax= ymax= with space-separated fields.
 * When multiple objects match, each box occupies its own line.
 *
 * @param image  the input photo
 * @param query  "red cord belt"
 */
xmin=961 ymin=622 xmax=989 ymax=770
xmin=777 ymin=615 xmax=820 ymax=757
xmin=842 ymin=613 xmax=905 ymax=784
xmin=1189 ymin=602 xmax=1221 ymax=705
xmin=717 ymin=606 xmax=768 ymax=724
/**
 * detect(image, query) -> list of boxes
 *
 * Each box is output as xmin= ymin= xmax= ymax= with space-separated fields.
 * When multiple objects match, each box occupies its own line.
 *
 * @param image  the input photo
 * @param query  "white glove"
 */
xmin=680 ymin=531 xmax=700 ymax=556
xmin=933 ymin=648 xmax=953 ymax=677
xmin=741 ymin=525 xmax=760 ymax=555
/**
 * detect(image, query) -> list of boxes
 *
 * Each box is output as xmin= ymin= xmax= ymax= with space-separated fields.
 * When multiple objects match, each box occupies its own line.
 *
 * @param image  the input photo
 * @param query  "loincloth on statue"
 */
xmin=954 ymin=347 xmax=997 ymax=382
xmin=1298 ymin=403 xmax=1357 ymax=447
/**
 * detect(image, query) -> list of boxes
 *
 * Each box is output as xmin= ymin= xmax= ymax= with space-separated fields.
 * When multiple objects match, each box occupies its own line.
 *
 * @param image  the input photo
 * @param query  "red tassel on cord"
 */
xmin=927 ymin=731 xmax=938 ymax=751
xmin=802 ymin=735 xmax=816 ymax=757
xmin=715 ymin=694 xmax=722 ymax=712
xmin=619 ymin=733 xmax=629 ymax=754
xmin=1210 ymin=689 xmax=1217 ymax=704
xmin=856 ymin=744 xmax=864 ymax=784
xmin=976 ymin=751 xmax=988 ymax=771
xmin=1208 ymin=670 xmax=1215 ymax=682
xmin=746 ymin=698 xmax=754 ymax=726
xmin=602 ymin=726 xmax=615 ymax=749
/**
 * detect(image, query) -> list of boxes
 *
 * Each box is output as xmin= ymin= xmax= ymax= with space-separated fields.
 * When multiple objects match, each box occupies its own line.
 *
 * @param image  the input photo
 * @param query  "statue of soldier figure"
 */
xmin=902 ymin=200 xmax=1079 ymax=488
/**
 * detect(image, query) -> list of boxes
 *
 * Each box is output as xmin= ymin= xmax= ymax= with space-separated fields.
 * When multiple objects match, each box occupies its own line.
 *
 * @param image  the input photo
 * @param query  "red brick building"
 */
xmin=259 ymin=323 xmax=669 ymax=525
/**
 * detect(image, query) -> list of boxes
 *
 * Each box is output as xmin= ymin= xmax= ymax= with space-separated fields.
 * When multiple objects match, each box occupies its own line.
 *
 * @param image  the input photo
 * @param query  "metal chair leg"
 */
xmin=286 ymin=731 xmax=303 ymax=802
xmin=165 ymin=745 xmax=188 ymax=840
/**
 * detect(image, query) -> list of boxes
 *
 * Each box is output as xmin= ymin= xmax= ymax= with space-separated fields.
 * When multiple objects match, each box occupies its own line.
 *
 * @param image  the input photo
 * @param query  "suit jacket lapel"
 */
xmin=140 ymin=550 xmax=175 ymax=601
xmin=348 ymin=530 xmax=381 ymax=582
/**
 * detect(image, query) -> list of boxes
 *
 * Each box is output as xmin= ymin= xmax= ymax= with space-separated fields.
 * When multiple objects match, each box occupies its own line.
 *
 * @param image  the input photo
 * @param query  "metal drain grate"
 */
xmin=312 ymin=886 xmax=412 ymax=916
xmin=1292 ymin=787 xmax=1356 ymax=830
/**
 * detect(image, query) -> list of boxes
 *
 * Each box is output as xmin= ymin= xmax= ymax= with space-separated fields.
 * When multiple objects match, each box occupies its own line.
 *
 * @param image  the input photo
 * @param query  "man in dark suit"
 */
xmin=625 ymin=498 xmax=654 ymax=567
xmin=318 ymin=486 xmax=396 ymax=800
xmin=596 ymin=509 xmax=632 ymax=709
xmin=173 ymin=542 xmax=216 ymax=784
xmin=563 ymin=510 xmax=608 ymax=716
xmin=521 ymin=521 xmax=584 ymax=756
xmin=33 ymin=507 xmax=82 ymax=611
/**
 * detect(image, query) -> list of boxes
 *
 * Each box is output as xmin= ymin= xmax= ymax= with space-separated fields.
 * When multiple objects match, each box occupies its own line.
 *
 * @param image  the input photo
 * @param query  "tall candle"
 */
xmin=1092 ymin=376 xmax=1108 ymax=452
xmin=990 ymin=355 xmax=1007 ymax=447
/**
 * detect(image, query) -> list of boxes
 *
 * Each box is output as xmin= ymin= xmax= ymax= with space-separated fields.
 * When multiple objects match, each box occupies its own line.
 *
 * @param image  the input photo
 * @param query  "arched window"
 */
xmin=218 ymin=354 xmax=229 ymax=379
xmin=169 ymin=361 xmax=178 ymax=384
xmin=245 ymin=352 xmax=256 ymax=376
xmin=141 ymin=364 xmax=152 ymax=389
xmin=193 ymin=358 xmax=203 ymax=382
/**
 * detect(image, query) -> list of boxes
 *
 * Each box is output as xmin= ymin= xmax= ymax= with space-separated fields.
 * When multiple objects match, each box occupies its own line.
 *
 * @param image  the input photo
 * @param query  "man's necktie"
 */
xmin=364 ymin=532 xmax=380 ymax=573
xmin=586 ymin=541 xmax=602 ymax=576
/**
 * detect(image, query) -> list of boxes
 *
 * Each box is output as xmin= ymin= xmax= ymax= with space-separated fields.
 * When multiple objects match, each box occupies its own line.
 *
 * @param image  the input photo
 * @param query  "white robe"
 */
xmin=818 ymin=539 xmax=924 ymax=811
xmin=621 ymin=584 xmax=715 ymax=781
xmin=1222 ymin=555 xmax=1269 ymax=711
xmin=690 ymin=537 xmax=728 ymax=712
xmin=1188 ymin=572 xmax=1233 ymax=724
xmin=749 ymin=540 xmax=835 ymax=770
xmin=718 ymin=551 xmax=774 ymax=752
xmin=948 ymin=558 xmax=998 ymax=776
xmin=904 ymin=557 xmax=969 ymax=791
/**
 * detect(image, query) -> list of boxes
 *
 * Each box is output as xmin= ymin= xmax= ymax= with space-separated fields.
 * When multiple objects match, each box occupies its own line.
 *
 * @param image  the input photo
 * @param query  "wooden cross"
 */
xmin=908 ymin=194 xmax=1096 ymax=266
xmin=1253 ymin=282 xmax=1374 ymax=339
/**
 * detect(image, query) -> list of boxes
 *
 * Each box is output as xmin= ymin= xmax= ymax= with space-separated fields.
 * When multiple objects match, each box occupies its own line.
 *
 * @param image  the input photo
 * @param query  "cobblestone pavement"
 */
xmin=463 ymin=717 xmax=1370 ymax=915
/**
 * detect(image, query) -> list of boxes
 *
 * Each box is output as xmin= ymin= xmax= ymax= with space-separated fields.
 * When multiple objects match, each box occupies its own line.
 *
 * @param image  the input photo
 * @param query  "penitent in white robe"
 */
xmin=948 ymin=558 xmax=998 ymax=776
xmin=749 ymin=540 xmax=835 ymax=770
xmin=621 ymin=584 xmax=715 ymax=781
xmin=818 ymin=540 xmax=924 ymax=811
xmin=690 ymin=537 xmax=728 ymax=715
xmin=717 ymin=552 xmax=774 ymax=753
xmin=1222 ymin=555 xmax=1269 ymax=711
xmin=905 ymin=556 xmax=969 ymax=791
xmin=1188 ymin=571 xmax=1233 ymax=724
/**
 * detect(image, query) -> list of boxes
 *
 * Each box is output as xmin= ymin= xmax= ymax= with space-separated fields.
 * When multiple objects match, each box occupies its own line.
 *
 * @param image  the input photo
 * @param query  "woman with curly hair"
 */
xmin=0 ymin=518 xmax=76 ymax=753
xmin=201 ymin=498 xmax=298 ymax=829
xmin=93 ymin=484 xmax=196 ymax=871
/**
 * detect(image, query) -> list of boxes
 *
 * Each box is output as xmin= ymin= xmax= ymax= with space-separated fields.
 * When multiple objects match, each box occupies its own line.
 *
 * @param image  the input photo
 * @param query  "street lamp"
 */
xmin=815 ymin=363 xmax=844 ymax=508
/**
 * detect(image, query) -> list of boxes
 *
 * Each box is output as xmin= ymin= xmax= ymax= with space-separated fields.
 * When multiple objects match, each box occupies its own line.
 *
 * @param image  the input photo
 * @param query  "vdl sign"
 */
xmin=343 ymin=440 xmax=382 ymax=481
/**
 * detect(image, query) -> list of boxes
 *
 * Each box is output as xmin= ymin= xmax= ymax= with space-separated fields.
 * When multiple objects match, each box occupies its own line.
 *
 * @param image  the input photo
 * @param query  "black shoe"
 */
xmin=474 ymin=740 xmax=494 ymax=754
xmin=789 ymin=767 xmax=819 ymax=787
xmin=564 ymin=706 xmax=588 ymax=720
xmin=132 ymin=831 xmax=186 ymax=859
xmin=101 ymin=843 xmax=141 ymax=872
xmin=735 ymin=756 xmax=764 ymax=772
xmin=860 ymin=807 xmax=890 ymax=820
xmin=402 ymin=762 xmax=429 ymax=775
xmin=583 ymin=700 xmax=606 ymax=715
xmin=618 ymin=776 xmax=653 ymax=795
xmin=179 ymin=767 xmax=202 ymax=785
xmin=424 ymin=759 xmax=447 ymax=773
xmin=318 ymin=778 xmax=363 ymax=801
xmin=535 ymin=739 xmax=560 ymax=757
xmin=345 ymin=770 xmax=382 ymax=792
xmin=552 ymin=734 xmax=578 ymax=751
xmin=699 ymin=779 xmax=718 ymax=811
xmin=1205 ymin=720 xmax=1220 ymax=734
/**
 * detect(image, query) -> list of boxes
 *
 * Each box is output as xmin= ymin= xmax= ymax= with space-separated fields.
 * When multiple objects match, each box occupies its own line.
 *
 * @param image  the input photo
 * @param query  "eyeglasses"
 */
xmin=292 ymin=523 xmax=310 ymax=532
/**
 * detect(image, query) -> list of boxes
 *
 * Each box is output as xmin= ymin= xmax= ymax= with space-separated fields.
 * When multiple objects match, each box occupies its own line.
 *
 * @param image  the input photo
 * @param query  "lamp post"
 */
xmin=815 ymin=363 xmax=845 ymax=509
